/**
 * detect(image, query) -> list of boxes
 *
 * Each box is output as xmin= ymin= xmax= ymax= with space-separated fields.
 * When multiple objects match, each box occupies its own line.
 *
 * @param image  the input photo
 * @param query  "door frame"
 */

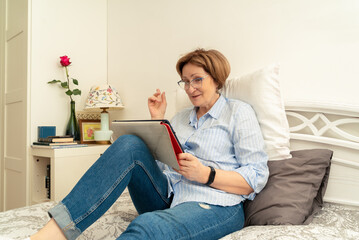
xmin=0 ymin=0 xmax=6 ymax=212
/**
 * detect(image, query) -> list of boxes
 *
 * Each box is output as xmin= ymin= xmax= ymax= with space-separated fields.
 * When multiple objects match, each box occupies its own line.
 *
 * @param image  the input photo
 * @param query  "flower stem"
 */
xmin=65 ymin=66 xmax=73 ymax=101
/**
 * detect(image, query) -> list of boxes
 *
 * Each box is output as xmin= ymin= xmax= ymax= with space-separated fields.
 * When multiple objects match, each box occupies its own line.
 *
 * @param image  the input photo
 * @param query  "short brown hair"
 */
xmin=176 ymin=48 xmax=230 ymax=90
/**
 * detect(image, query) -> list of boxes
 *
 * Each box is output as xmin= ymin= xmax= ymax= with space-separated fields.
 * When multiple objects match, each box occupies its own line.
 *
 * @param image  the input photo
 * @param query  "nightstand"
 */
xmin=31 ymin=144 xmax=110 ymax=204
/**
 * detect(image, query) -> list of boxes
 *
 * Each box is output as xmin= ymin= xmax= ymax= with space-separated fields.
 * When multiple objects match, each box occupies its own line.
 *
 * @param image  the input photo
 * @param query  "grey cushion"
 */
xmin=244 ymin=149 xmax=333 ymax=226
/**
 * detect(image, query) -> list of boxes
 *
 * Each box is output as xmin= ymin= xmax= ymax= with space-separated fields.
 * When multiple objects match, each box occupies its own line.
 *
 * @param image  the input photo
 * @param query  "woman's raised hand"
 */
xmin=148 ymin=89 xmax=167 ymax=119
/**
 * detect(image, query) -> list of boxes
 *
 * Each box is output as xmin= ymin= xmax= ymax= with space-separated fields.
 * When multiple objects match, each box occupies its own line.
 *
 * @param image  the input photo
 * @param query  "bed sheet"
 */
xmin=1 ymin=190 xmax=358 ymax=240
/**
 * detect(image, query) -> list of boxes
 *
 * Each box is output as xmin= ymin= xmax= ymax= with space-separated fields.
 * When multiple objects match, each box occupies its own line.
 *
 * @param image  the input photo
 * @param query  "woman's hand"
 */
xmin=148 ymin=89 xmax=167 ymax=119
xmin=176 ymin=153 xmax=254 ymax=195
xmin=175 ymin=153 xmax=210 ymax=184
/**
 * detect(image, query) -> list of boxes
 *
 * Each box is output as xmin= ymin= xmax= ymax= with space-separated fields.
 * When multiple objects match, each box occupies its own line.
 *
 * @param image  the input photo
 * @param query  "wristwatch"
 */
xmin=205 ymin=166 xmax=216 ymax=186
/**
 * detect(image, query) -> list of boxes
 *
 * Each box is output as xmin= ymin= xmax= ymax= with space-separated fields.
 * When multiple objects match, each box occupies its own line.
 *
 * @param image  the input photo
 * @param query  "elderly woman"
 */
xmin=30 ymin=49 xmax=269 ymax=240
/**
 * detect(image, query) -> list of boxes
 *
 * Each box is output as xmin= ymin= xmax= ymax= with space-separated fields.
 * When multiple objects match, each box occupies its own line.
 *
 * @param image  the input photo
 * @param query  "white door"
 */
xmin=1 ymin=0 xmax=29 ymax=211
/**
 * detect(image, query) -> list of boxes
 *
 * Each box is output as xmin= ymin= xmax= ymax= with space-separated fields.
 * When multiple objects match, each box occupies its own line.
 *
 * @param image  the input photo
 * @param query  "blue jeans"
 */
xmin=48 ymin=135 xmax=245 ymax=239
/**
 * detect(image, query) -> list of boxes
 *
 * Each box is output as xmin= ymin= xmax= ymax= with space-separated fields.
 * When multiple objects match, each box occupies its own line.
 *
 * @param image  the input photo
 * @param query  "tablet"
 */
xmin=111 ymin=120 xmax=183 ymax=169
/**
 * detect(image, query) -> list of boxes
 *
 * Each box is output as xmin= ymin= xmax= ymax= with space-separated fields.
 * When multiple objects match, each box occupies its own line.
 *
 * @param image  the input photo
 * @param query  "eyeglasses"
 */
xmin=177 ymin=75 xmax=208 ymax=90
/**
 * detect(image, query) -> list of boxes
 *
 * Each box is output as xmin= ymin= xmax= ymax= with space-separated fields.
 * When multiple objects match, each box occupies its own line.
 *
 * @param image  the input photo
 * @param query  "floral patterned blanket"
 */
xmin=1 ymin=190 xmax=358 ymax=240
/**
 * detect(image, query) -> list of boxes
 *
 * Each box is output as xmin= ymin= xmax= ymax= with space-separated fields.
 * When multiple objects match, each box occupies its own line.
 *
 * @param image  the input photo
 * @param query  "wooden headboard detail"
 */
xmin=285 ymin=101 xmax=359 ymax=207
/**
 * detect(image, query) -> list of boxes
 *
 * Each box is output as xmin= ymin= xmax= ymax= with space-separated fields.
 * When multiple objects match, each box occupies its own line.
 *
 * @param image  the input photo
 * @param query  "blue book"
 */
xmin=38 ymin=126 xmax=56 ymax=140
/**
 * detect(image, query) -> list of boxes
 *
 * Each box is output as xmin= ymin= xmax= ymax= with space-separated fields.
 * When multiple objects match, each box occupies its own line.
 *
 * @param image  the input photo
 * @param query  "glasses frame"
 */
xmin=177 ymin=75 xmax=209 ymax=90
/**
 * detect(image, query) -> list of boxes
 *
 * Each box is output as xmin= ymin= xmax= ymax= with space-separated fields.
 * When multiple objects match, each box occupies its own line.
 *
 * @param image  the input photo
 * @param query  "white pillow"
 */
xmin=175 ymin=63 xmax=291 ymax=161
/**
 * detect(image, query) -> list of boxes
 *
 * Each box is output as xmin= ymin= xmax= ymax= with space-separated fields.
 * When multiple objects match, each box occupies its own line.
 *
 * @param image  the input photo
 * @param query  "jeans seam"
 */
xmin=177 ymin=204 xmax=242 ymax=240
xmin=134 ymin=160 xmax=171 ymax=205
xmin=73 ymin=162 xmax=136 ymax=225
xmin=62 ymin=205 xmax=77 ymax=232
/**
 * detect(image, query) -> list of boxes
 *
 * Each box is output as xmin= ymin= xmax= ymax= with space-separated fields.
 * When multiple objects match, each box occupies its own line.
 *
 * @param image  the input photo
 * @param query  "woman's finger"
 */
xmin=177 ymin=153 xmax=190 ymax=160
xmin=148 ymin=95 xmax=158 ymax=102
xmin=154 ymin=89 xmax=161 ymax=96
xmin=161 ymin=92 xmax=167 ymax=104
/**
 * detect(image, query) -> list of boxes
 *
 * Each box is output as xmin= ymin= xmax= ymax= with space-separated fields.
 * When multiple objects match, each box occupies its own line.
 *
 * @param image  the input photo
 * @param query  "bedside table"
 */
xmin=31 ymin=144 xmax=110 ymax=204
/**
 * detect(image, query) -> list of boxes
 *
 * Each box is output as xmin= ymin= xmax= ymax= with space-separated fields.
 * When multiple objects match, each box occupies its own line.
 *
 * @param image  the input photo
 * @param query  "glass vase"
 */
xmin=66 ymin=100 xmax=80 ymax=140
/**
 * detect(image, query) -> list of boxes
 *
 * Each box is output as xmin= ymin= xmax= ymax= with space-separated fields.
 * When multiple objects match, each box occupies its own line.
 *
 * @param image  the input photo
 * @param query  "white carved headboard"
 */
xmin=285 ymin=101 xmax=359 ymax=207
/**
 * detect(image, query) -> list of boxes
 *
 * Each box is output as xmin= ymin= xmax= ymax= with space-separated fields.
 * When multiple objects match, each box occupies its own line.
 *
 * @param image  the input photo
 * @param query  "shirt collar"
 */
xmin=207 ymin=94 xmax=226 ymax=120
xmin=189 ymin=95 xmax=226 ymax=126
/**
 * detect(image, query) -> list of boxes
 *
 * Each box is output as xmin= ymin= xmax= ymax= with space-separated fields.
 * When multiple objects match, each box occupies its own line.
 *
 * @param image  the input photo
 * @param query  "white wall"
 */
xmin=108 ymin=0 xmax=359 ymax=121
xmin=30 ymin=0 xmax=108 ymax=142
xmin=26 ymin=0 xmax=359 ymax=138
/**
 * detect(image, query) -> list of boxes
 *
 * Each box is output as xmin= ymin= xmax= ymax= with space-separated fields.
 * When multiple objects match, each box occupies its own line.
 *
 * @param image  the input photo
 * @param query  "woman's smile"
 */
xmin=190 ymin=93 xmax=202 ymax=100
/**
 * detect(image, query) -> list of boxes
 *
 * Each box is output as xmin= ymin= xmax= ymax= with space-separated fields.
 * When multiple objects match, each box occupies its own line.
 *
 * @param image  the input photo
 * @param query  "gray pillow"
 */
xmin=244 ymin=149 xmax=333 ymax=226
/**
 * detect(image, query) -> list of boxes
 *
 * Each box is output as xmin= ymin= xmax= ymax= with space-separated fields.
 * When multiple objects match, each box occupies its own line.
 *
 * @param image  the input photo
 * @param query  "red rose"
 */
xmin=60 ymin=56 xmax=71 ymax=67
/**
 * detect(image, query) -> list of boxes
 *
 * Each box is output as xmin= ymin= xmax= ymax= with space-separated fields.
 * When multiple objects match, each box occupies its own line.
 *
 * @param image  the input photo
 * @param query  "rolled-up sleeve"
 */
xmin=232 ymin=104 xmax=269 ymax=200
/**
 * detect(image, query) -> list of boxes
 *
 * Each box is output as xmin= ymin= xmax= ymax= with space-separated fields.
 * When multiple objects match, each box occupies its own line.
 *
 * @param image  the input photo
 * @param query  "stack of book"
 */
xmin=32 ymin=135 xmax=87 ymax=149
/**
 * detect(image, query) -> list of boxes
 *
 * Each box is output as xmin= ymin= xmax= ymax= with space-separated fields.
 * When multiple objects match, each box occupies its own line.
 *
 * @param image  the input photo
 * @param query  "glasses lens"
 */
xmin=178 ymin=81 xmax=186 ymax=89
xmin=191 ymin=78 xmax=202 ymax=88
xmin=178 ymin=77 xmax=204 ymax=90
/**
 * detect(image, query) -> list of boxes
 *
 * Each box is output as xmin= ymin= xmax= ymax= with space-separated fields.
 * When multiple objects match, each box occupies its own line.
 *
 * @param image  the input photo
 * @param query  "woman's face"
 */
xmin=181 ymin=63 xmax=219 ymax=112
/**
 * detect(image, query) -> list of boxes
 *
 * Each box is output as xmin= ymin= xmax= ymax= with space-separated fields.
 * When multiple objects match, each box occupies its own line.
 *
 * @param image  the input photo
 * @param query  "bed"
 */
xmin=0 ymin=189 xmax=358 ymax=240
xmin=1 ymin=64 xmax=359 ymax=239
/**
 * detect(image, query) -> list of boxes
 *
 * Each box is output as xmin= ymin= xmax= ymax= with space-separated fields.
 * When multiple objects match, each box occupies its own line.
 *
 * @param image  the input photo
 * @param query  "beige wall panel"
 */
xmin=6 ymin=0 xmax=27 ymax=39
xmin=5 ymin=101 xmax=25 ymax=162
xmin=2 ymin=0 xmax=28 ymax=209
xmin=6 ymin=32 xmax=27 ymax=93
xmin=0 ymin=0 xmax=5 ymax=212
xmin=4 ymin=168 xmax=26 ymax=210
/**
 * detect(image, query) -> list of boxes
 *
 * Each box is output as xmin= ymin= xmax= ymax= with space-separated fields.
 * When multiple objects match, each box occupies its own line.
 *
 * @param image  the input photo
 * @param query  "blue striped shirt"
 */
xmin=157 ymin=95 xmax=269 ymax=208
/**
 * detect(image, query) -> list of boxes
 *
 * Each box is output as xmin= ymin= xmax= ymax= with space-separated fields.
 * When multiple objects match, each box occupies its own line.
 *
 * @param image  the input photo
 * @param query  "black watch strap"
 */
xmin=205 ymin=166 xmax=216 ymax=186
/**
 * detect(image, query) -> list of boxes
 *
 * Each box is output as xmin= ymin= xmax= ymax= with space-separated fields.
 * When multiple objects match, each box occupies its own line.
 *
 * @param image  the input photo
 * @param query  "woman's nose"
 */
xmin=186 ymin=84 xmax=196 ymax=93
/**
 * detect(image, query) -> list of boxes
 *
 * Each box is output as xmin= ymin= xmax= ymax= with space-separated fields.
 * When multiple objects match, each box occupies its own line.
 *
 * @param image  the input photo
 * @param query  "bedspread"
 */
xmin=0 ymin=190 xmax=358 ymax=240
